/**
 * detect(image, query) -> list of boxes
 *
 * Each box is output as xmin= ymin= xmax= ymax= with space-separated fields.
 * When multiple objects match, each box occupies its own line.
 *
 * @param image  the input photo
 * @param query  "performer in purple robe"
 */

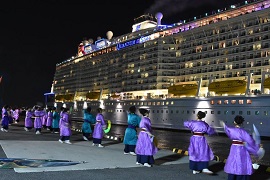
xmin=33 ymin=106 xmax=46 ymax=135
xmin=13 ymin=107 xmax=20 ymax=124
xmin=59 ymin=108 xmax=72 ymax=144
xmin=42 ymin=108 xmax=48 ymax=129
xmin=92 ymin=108 xmax=106 ymax=147
xmin=1 ymin=105 xmax=10 ymax=132
xmin=183 ymin=111 xmax=216 ymax=175
xmin=135 ymin=108 xmax=158 ymax=167
xmin=46 ymin=107 xmax=53 ymax=131
xmin=24 ymin=107 xmax=33 ymax=131
xmin=223 ymin=115 xmax=261 ymax=180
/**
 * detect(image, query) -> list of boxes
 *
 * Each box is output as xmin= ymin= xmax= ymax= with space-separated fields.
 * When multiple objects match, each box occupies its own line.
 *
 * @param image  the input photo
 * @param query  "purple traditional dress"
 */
xmin=135 ymin=115 xmax=158 ymax=166
xmin=13 ymin=109 xmax=20 ymax=123
xmin=59 ymin=109 xmax=72 ymax=144
xmin=34 ymin=108 xmax=46 ymax=134
xmin=1 ymin=106 xmax=9 ymax=132
xmin=24 ymin=109 xmax=33 ymax=131
xmin=46 ymin=110 xmax=53 ymax=130
xmin=42 ymin=109 xmax=48 ymax=128
xmin=184 ymin=120 xmax=216 ymax=172
xmin=92 ymin=110 xmax=106 ymax=147
xmin=224 ymin=124 xmax=260 ymax=179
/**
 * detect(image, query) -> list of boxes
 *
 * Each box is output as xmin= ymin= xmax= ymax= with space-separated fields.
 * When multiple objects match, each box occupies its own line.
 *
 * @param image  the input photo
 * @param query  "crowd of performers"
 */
xmin=1 ymin=105 xmax=21 ymax=132
xmin=1 ymin=104 xmax=107 ymax=147
xmin=1 ymin=104 xmax=266 ymax=179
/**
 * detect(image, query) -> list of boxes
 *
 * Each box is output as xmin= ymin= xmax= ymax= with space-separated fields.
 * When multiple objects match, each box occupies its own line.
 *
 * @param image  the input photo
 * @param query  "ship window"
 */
xmin=148 ymin=102 xmax=151 ymax=105
xmin=232 ymin=111 xmax=235 ymax=115
xmin=210 ymin=100 xmax=214 ymax=105
xmin=171 ymin=110 xmax=173 ymax=113
xmin=166 ymin=102 xmax=169 ymax=105
xmin=224 ymin=111 xmax=228 ymax=115
xmin=224 ymin=100 xmax=229 ymax=104
xmin=157 ymin=102 xmax=160 ymax=105
xmin=239 ymin=100 xmax=244 ymax=104
xmin=161 ymin=110 xmax=163 ymax=113
xmin=211 ymin=111 xmax=214 ymax=114
xmin=162 ymin=102 xmax=165 ymax=105
xmin=255 ymin=111 xmax=259 ymax=115
xmin=171 ymin=101 xmax=174 ymax=105
xmin=217 ymin=111 xmax=221 ymax=114
xmin=217 ymin=100 xmax=222 ymax=104
xmin=247 ymin=99 xmax=252 ymax=104
xmin=231 ymin=100 xmax=236 ymax=104
xmin=247 ymin=111 xmax=251 ymax=115
xmin=166 ymin=110 xmax=168 ymax=113
xmin=182 ymin=110 xmax=184 ymax=114
xmin=176 ymin=110 xmax=179 ymax=113
xmin=157 ymin=110 xmax=159 ymax=113
xmin=264 ymin=111 xmax=268 ymax=115
xmin=193 ymin=111 xmax=196 ymax=114
xmin=187 ymin=110 xmax=190 ymax=114
xmin=239 ymin=111 xmax=243 ymax=115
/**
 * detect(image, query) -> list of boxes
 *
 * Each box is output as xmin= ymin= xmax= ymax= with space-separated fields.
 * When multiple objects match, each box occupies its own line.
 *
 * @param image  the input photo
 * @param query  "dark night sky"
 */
xmin=0 ymin=0 xmax=244 ymax=107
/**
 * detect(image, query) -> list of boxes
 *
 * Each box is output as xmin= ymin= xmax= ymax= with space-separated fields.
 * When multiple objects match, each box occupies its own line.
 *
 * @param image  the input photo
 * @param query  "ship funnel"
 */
xmin=155 ymin=12 xmax=163 ymax=26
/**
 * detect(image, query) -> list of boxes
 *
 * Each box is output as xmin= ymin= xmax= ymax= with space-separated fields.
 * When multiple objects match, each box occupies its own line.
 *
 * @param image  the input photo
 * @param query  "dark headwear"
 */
xmin=86 ymin=106 xmax=91 ymax=112
xmin=129 ymin=106 xmax=136 ymax=113
xmin=197 ymin=111 xmax=206 ymax=119
xmin=234 ymin=115 xmax=245 ymax=125
xmin=139 ymin=108 xmax=149 ymax=116
xmin=97 ymin=108 xmax=102 ymax=113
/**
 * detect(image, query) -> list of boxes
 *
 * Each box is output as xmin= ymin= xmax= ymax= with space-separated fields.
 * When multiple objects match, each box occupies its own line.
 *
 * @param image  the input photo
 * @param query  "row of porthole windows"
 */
xmin=103 ymin=99 xmax=252 ymax=107
xmin=110 ymin=109 xmax=266 ymax=116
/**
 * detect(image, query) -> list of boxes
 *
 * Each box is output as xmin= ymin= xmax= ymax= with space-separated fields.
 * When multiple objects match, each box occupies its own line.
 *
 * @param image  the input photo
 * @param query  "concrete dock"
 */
xmin=0 ymin=122 xmax=269 ymax=180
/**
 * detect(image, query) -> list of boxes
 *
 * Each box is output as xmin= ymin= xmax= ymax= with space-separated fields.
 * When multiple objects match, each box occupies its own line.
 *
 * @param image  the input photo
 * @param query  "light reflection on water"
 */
xmin=72 ymin=121 xmax=270 ymax=166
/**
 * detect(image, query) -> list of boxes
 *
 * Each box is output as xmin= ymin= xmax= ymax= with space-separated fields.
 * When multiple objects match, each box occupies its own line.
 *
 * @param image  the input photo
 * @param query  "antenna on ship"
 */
xmin=155 ymin=12 xmax=163 ymax=26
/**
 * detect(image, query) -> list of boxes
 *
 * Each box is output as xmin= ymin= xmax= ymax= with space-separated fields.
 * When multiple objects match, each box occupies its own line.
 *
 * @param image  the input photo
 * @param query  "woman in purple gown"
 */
xmin=223 ymin=115 xmax=261 ymax=180
xmin=33 ymin=106 xmax=46 ymax=135
xmin=1 ymin=105 xmax=10 ymax=132
xmin=46 ymin=107 xmax=53 ymax=131
xmin=92 ymin=108 xmax=106 ymax=147
xmin=59 ymin=108 xmax=72 ymax=144
xmin=135 ymin=108 xmax=158 ymax=167
xmin=184 ymin=111 xmax=216 ymax=175
xmin=24 ymin=107 xmax=33 ymax=131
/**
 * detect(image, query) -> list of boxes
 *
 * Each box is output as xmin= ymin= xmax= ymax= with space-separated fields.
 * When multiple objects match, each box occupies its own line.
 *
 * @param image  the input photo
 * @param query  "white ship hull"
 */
xmin=56 ymin=95 xmax=270 ymax=137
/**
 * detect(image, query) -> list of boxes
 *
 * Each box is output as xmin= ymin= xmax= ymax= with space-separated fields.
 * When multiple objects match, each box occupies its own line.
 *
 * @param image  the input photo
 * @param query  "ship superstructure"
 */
xmin=51 ymin=0 xmax=270 ymax=137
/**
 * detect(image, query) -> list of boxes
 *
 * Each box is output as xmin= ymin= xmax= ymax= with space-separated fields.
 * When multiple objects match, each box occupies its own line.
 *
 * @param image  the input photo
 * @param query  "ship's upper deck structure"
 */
xmin=52 ymin=0 xmax=270 ymax=101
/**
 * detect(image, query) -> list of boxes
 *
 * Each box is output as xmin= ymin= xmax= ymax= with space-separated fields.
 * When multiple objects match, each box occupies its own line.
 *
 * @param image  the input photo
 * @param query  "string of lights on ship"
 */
xmin=57 ymin=0 xmax=270 ymax=67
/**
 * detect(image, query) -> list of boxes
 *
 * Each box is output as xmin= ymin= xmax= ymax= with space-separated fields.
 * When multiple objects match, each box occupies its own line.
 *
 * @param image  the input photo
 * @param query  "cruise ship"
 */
xmin=49 ymin=0 xmax=270 ymax=137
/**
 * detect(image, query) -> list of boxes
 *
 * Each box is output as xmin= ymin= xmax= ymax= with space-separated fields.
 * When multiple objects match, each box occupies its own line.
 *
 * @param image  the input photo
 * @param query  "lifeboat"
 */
xmin=111 ymin=93 xmax=120 ymax=99
xmin=208 ymin=80 xmax=247 ymax=94
xmin=168 ymin=84 xmax=198 ymax=96
xmin=86 ymin=92 xmax=100 ymax=100
xmin=263 ymin=77 xmax=270 ymax=89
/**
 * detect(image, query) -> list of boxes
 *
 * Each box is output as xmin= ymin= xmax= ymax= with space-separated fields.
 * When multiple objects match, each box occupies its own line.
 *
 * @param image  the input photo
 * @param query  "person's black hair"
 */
xmin=129 ymin=106 xmax=136 ymax=113
xmin=197 ymin=111 xmax=206 ymax=119
xmin=97 ymin=108 xmax=102 ymax=113
xmin=234 ymin=115 xmax=245 ymax=125
xmin=86 ymin=106 xmax=91 ymax=112
xmin=139 ymin=108 xmax=149 ymax=116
